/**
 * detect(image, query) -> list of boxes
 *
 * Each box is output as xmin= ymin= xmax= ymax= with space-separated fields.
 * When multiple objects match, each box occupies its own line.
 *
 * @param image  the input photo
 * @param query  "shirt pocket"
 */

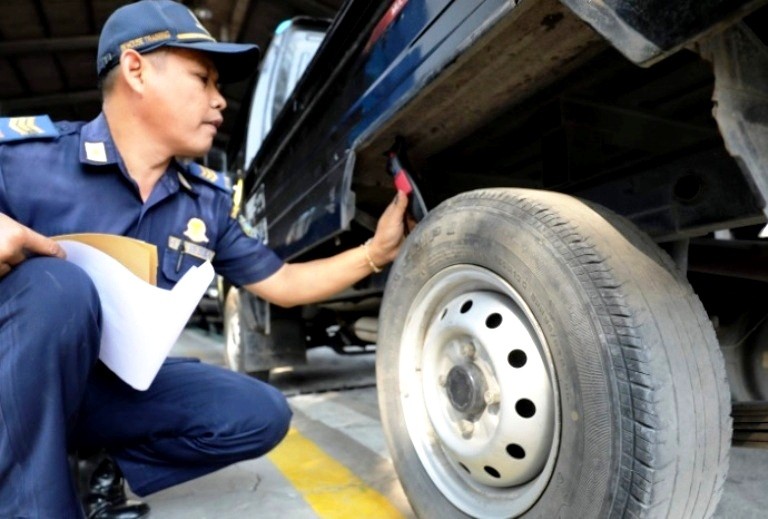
xmin=161 ymin=245 xmax=207 ymax=284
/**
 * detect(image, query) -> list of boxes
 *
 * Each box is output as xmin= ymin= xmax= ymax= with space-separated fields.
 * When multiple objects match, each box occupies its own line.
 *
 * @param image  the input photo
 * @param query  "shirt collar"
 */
xmin=173 ymin=159 xmax=200 ymax=196
xmin=78 ymin=113 xmax=199 ymax=198
xmin=79 ymin=112 xmax=120 ymax=166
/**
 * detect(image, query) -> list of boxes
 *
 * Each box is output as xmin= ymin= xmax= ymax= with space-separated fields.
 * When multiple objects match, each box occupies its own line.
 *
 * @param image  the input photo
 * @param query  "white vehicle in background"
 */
xmin=243 ymin=18 xmax=328 ymax=168
xmin=222 ymin=17 xmax=329 ymax=380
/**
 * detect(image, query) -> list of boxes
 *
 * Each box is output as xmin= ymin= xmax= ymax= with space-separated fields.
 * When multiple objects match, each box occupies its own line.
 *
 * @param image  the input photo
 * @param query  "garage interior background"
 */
xmin=0 ymin=0 xmax=343 ymax=162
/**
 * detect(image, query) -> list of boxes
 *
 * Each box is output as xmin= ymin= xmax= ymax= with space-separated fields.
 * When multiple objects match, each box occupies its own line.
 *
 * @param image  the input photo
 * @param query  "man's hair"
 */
xmin=98 ymin=67 xmax=120 ymax=97
xmin=98 ymin=49 xmax=169 ymax=98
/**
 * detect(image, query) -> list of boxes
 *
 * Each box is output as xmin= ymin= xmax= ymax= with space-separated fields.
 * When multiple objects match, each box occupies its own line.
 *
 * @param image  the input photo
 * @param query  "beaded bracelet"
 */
xmin=363 ymin=238 xmax=383 ymax=273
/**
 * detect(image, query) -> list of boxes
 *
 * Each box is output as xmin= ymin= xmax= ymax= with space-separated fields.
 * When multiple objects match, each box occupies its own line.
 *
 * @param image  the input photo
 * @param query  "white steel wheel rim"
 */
xmin=398 ymin=265 xmax=560 ymax=518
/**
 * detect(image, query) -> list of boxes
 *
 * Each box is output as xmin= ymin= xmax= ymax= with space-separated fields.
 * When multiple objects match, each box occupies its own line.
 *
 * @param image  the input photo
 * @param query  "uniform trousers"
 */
xmin=0 ymin=257 xmax=292 ymax=518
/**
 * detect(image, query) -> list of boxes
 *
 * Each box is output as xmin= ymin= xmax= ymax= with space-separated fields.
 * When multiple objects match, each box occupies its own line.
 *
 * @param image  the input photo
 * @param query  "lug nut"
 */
xmin=484 ymin=390 xmax=500 ymax=405
xmin=459 ymin=419 xmax=474 ymax=438
xmin=438 ymin=374 xmax=447 ymax=386
xmin=461 ymin=341 xmax=476 ymax=359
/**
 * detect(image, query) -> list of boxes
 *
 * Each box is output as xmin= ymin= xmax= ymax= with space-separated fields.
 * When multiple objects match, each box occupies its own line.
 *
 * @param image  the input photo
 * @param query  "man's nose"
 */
xmin=212 ymin=89 xmax=227 ymax=111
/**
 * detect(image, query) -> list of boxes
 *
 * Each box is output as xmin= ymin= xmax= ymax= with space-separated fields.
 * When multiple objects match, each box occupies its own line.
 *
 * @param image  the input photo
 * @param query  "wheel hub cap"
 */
xmin=446 ymin=364 xmax=487 ymax=416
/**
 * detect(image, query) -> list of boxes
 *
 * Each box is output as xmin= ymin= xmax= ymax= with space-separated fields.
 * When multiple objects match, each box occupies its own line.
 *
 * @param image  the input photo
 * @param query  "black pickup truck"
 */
xmin=225 ymin=1 xmax=768 ymax=517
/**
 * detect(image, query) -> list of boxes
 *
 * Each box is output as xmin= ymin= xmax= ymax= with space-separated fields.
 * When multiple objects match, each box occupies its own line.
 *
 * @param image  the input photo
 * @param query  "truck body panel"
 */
xmin=241 ymin=0 xmax=768 ymax=264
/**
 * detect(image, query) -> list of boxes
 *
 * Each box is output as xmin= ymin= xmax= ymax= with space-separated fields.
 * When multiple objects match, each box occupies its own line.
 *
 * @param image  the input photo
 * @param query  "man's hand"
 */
xmin=0 ymin=213 xmax=65 ymax=278
xmin=366 ymin=190 xmax=415 ymax=268
xmin=246 ymin=190 xmax=416 ymax=308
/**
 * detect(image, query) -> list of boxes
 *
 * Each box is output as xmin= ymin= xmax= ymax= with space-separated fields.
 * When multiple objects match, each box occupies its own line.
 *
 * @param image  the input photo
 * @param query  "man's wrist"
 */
xmin=362 ymin=238 xmax=383 ymax=273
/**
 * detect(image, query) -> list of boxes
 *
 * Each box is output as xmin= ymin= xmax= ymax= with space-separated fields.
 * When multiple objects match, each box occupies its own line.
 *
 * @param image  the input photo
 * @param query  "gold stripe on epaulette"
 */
xmin=177 ymin=33 xmax=216 ymax=41
xmin=199 ymin=166 xmax=219 ymax=183
xmin=8 ymin=117 xmax=43 ymax=136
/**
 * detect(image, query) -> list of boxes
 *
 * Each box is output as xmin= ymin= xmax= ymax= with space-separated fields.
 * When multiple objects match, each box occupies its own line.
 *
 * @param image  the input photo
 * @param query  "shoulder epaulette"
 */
xmin=0 ymin=116 xmax=59 ymax=143
xmin=184 ymin=161 xmax=232 ymax=192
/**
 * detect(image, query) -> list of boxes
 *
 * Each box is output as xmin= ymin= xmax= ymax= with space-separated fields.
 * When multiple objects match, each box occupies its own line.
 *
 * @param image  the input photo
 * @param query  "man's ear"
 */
xmin=118 ymin=49 xmax=147 ymax=93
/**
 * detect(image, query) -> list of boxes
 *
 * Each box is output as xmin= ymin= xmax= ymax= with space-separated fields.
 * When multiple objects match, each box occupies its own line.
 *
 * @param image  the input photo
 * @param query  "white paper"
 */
xmin=59 ymin=240 xmax=215 ymax=390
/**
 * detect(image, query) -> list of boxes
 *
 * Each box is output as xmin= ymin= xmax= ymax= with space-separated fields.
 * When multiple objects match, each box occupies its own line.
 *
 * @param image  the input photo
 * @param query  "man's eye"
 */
xmin=198 ymin=74 xmax=209 ymax=84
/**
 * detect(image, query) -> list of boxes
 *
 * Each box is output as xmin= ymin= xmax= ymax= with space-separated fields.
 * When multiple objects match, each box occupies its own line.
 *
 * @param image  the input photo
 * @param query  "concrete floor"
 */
xmin=131 ymin=327 xmax=768 ymax=519
xmin=134 ymin=386 xmax=413 ymax=518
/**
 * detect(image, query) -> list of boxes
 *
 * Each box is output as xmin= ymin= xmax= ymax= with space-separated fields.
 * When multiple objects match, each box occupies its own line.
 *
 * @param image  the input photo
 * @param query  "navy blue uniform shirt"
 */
xmin=0 ymin=113 xmax=283 ymax=289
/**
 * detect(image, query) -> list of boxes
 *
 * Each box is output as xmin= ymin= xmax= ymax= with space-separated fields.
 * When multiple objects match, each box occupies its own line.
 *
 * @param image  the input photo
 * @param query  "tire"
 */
xmin=223 ymin=287 xmax=307 ymax=380
xmin=377 ymin=188 xmax=731 ymax=518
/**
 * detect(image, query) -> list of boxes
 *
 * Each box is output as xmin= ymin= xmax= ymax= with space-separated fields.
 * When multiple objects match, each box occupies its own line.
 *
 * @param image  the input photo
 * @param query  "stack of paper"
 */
xmin=55 ymin=234 xmax=214 ymax=391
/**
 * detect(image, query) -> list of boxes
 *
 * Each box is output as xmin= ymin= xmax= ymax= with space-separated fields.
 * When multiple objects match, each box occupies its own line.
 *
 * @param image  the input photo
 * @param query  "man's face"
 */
xmin=143 ymin=48 xmax=226 ymax=158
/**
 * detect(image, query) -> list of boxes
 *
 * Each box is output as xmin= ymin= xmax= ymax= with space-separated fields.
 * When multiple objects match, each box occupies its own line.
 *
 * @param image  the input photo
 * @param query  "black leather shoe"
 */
xmin=83 ymin=457 xmax=150 ymax=519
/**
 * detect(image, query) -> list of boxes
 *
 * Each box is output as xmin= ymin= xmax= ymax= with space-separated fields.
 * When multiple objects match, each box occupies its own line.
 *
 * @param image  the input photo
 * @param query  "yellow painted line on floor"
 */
xmin=267 ymin=427 xmax=405 ymax=518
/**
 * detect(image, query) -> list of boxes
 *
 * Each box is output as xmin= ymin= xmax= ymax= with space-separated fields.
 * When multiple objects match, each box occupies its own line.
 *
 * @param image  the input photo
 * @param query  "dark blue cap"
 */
xmin=97 ymin=0 xmax=260 ymax=83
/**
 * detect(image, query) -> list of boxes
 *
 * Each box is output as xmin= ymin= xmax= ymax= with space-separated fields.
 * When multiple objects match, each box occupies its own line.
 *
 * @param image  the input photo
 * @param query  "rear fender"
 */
xmin=559 ymin=0 xmax=765 ymax=65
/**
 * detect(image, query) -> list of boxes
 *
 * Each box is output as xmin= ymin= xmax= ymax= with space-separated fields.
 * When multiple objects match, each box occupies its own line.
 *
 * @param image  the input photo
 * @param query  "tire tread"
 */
xmin=463 ymin=188 xmax=730 ymax=518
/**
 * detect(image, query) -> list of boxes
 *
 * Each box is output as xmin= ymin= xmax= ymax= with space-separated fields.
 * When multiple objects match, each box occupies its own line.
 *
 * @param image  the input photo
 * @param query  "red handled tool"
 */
xmin=386 ymin=141 xmax=428 ymax=223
